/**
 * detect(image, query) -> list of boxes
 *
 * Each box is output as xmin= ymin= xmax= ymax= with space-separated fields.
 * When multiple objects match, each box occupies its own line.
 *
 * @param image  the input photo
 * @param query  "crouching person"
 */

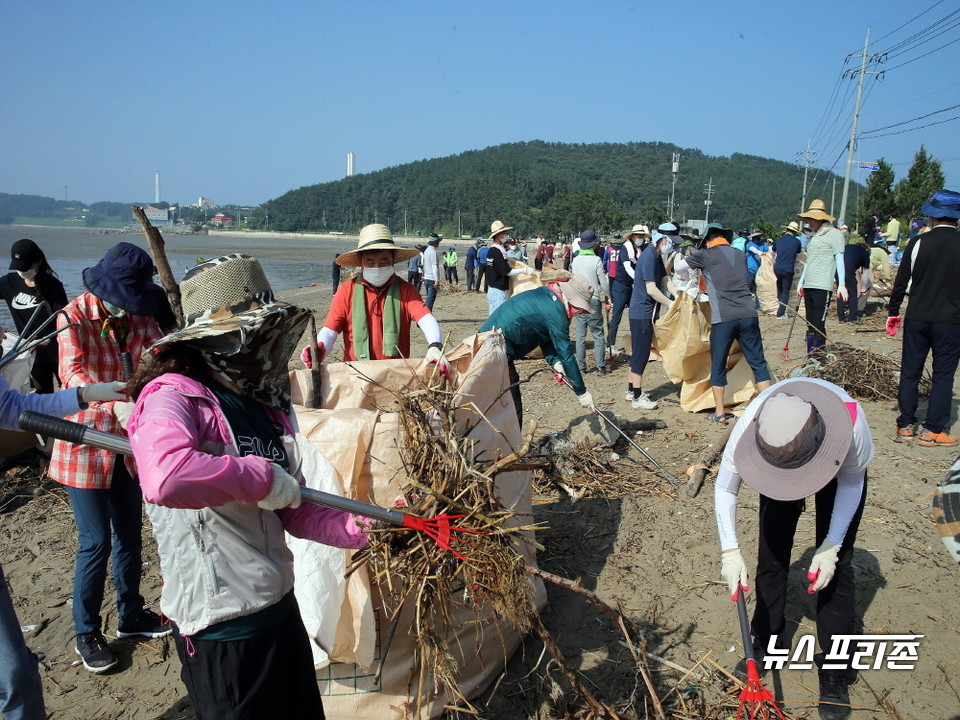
xmin=128 ymin=254 xmax=371 ymax=720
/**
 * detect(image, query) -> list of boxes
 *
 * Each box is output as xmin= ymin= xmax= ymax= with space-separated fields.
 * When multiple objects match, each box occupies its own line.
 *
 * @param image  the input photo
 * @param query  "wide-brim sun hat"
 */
xmin=782 ymin=221 xmax=802 ymax=234
xmin=558 ymin=275 xmax=594 ymax=312
xmin=336 ymin=224 xmax=420 ymax=267
xmin=920 ymin=188 xmax=960 ymax=219
xmin=579 ymin=229 xmax=599 ymax=248
xmin=489 ymin=220 xmax=514 ymax=240
xmin=797 ymin=199 xmax=835 ymax=223
xmin=734 ymin=380 xmax=854 ymax=501
xmin=154 ymin=253 xmax=307 ymax=349
xmin=82 ymin=242 xmax=158 ymax=316
xmin=626 ymin=224 xmax=651 ymax=238
xmin=703 ymin=223 xmax=734 ymax=243
xmin=657 ymin=222 xmax=679 ymax=234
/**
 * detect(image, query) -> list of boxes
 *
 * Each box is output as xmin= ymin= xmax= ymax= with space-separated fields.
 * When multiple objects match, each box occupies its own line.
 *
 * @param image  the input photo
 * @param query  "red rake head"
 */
xmin=400 ymin=513 xmax=483 ymax=561
xmin=735 ymin=659 xmax=787 ymax=720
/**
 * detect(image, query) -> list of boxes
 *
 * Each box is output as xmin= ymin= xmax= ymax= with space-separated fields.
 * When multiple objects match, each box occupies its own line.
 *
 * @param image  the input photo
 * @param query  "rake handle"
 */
xmin=17 ymin=411 xmax=407 ymax=526
xmin=736 ymin=588 xmax=755 ymax=663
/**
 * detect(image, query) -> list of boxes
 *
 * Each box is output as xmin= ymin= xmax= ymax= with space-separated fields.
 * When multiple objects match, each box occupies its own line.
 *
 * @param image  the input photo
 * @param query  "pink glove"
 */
xmin=797 ymin=286 xmax=804 ymax=298
xmin=300 ymin=344 xmax=326 ymax=369
xmin=886 ymin=317 xmax=902 ymax=337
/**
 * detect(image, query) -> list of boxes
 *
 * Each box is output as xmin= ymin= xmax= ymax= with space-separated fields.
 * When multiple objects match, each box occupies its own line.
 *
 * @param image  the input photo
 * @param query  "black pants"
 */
xmin=507 ymin=358 xmax=523 ymax=426
xmin=466 ymin=267 xmax=475 ymax=292
xmin=836 ymin=273 xmax=860 ymax=322
xmin=803 ymin=288 xmax=830 ymax=353
xmin=752 ymin=476 xmax=867 ymax=658
xmin=775 ymin=271 xmax=793 ymax=317
xmin=174 ymin=599 xmax=324 ymax=720
xmin=476 ymin=266 xmax=487 ymax=292
xmin=897 ymin=319 xmax=960 ymax=433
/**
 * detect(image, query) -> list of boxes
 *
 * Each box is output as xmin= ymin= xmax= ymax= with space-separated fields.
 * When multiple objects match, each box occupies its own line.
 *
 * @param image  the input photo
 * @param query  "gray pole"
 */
xmin=670 ymin=152 xmax=680 ymax=221
xmin=839 ymin=26 xmax=871 ymax=225
xmin=704 ymin=178 xmax=715 ymax=225
xmin=800 ymin=138 xmax=815 ymax=214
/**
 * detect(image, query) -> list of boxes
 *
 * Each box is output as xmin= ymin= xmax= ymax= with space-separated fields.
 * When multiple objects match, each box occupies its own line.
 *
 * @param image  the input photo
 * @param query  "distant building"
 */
xmin=196 ymin=197 xmax=217 ymax=209
xmin=209 ymin=213 xmax=234 ymax=228
xmin=138 ymin=205 xmax=172 ymax=227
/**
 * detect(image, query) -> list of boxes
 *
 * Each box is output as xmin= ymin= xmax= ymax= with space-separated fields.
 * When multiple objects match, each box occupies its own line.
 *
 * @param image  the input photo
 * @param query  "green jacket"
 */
xmin=478 ymin=286 xmax=586 ymax=395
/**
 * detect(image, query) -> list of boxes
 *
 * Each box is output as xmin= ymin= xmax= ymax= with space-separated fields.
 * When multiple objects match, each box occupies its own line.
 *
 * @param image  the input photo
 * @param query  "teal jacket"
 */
xmin=478 ymin=286 xmax=587 ymax=396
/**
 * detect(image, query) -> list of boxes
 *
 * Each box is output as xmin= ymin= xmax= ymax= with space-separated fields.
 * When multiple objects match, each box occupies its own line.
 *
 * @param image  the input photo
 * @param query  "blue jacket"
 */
xmin=478 ymin=287 xmax=586 ymax=395
xmin=466 ymin=246 xmax=479 ymax=270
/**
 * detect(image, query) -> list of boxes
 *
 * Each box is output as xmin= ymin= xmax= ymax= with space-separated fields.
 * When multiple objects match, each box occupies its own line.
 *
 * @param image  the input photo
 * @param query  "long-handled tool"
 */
xmin=0 ymin=304 xmax=77 ymax=374
xmin=18 ymin=411 xmax=480 ymax=559
xmin=735 ymin=587 xmax=786 ymax=720
xmin=554 ymin=374 xmax=677 ymax=485
xmin=779 ymin=299 xmax=802 ymax=361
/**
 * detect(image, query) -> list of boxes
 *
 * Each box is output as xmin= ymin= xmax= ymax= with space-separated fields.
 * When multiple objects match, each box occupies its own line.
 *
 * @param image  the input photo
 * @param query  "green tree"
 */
xmin=855 ymin=158 xmax=895 ymax=224
xmin=894 ymin=145 xmax=945 ymax=222
xmin=638 ymin=204 xmax=666 ymax=227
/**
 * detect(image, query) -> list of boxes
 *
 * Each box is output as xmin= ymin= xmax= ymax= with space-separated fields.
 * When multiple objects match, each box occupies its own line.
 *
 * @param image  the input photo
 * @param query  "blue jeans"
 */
xmin=423 ymin=279 xmax=437 ymax=311
xmin=0 ymin=563 xmax=46 ymax=720
xmin=608 ymin=281 xmax=632 ymax=347
xmin=66 ymin=462 xmax=145 ymax=634
xmin=897 ymin=319 xmax=960 ymax=433
xmin=709 ymin=316 xmax=771 ymax=386
xmin=575 ymin=298 xmax=606 ymax=371
xmin=487 ymin=287 xmax=508 ymax=316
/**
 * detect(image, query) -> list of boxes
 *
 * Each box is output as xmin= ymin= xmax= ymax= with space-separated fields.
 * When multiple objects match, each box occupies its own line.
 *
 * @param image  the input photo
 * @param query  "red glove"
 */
xmin=300 ymin=344 xmax=326 ymax=368
xmin=552 ymin=373 xmax=565 ymax=386
xmin=886 ymin=317 xmax=902 ymax=337
xmin=797 ymin=286 xmax=804 ymax=298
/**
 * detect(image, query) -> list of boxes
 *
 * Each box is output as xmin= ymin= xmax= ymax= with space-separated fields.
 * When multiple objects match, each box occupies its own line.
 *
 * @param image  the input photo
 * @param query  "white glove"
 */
xmin=837 ymin=285 xmax=849 ymax=302
xmin=553 ymin=362 xmax=564 ymax=375
xmin=421 ymin=344 xmax=450 ymax=378
xmin=721 ymin=549 xmax=750 ymax=601
xmin=257 ymin=465 xmax=302 ymax=510
xmin=577 ymin=391 xmax=595 ymax=411
xmin=807 ymin=539 xmax=839 ymax=593
xmin=113 ymin=401 xmax=134 ymax=429
xmin=81 ymin=381 xmax=127 ymax=403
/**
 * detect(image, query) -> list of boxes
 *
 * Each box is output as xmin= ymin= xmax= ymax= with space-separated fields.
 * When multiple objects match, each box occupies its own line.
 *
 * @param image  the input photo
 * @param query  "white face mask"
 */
xmin=102 ymin=301 xmax=126 ymax=318
xmin=362 ymin=266 xmax=394 ymax=288
xmin=16 ymin=269 xmax=37 ymax=280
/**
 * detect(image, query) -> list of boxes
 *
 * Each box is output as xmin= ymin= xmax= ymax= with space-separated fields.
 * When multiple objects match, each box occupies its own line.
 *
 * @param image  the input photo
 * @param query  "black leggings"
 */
xmin=803 ymin=288 xmax=830 ymax=352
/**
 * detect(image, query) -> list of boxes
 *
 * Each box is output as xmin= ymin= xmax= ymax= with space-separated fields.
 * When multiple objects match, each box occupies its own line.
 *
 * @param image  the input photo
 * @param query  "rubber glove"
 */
xmin=113 ymin=401 xmax=134 ymax=429
xmin=300 ymin=344 xmax=326 ymax=369
xmin=807 ymin=539 xmax=839 ymax=593
xmin=797 ymin=286 xmax=804 ymax=298
xmin=837 ymin=285 xmax=849 ymax=302
xmin=886 ymin=317 xmax=902 ymax=337
xmin=576 ymin=391 xmax=595 ymax=411
xmin=257 ymin=465 xmax=302 ymax=510
xmin=423 ymin=345 xmax=449 ymax=378
xmin=80 ymin=381 xmax=127 ymax=403
xmin=721 ymin=549 xmax=750 ymax=601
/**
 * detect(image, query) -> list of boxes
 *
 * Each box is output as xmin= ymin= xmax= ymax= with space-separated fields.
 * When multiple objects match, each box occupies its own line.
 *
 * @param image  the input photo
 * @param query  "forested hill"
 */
xmin=255 ymin=140 xmax=848 ymax=237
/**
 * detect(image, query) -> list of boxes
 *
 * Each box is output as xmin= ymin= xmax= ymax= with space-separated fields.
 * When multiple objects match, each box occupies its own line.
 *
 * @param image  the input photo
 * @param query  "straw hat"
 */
xmin=489 ymin=220 xmax=514 ymax=240
xmin=336 ymin=224 xmax=420 ymax=267
xmin=797 ymin=199 xmax=835 ymax=223
xmin=625 ymin=224 xmax=651 ymax=238
xmin=782 ymin=221 xmax=802 ymax=235
xmin=734 ymin=380 xmax=855 ymax=501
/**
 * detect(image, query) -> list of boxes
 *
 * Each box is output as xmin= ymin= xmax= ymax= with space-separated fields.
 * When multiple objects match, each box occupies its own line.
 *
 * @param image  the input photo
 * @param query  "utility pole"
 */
xmin=831 ymin=178 xmax=837 ymax=217
xmin=799 ymin=138 xmax=816 ymax=213
xmin=457 ymin=208 xmax=462 ymax=238
xmin=839 ymin=26 xmax=883 ymax=225
xmin=669 ymin=152 xmax=680 ymax=221
xmin=703 ymin=178 xmax=715 ymax=225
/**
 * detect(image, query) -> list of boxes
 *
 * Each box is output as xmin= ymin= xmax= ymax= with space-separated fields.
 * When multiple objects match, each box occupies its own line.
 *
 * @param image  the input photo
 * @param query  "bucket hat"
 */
xmin=82 ymin=242 xmax=158 ymax=316
xmin=489 ymin=220 xmax=514 ymax=240
xmin=797 ymin=199 xmax=835 ymax=223
xmin=703 ymin=223 xmax=733 ymax=243
xmin=579 ymin=229 xmax=600 ymax=248
xmin=657 ymin=222 xmax=679 ymax=234
xmin=920 ymin=189 xmax=960 ymax=219
xmin=153 ymin=253 xmax=307 ymax=349
xmin=9 ymin=239 xmax=44 ymax=271
xmin=734 ymin=380 xmax=855 ymax=501
xmin=558 ymin=275 xmax=594 ymax=312
xmin=336 ymin=224 xmax=420 ymax=267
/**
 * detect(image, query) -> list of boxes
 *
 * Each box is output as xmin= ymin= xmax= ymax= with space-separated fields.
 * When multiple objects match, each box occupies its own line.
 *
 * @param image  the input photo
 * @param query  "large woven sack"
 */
xmin=756 ymin=253 xmax=779 ymax=315
xmin=289 ymin=332 xmax=546 ymax=719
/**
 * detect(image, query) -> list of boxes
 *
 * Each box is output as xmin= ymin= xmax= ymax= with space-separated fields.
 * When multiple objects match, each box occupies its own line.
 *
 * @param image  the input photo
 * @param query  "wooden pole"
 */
xmin=684 ymin=425 xmax=733 ymax=498
xmin=131 ymin=205 xmax=184 ymax=328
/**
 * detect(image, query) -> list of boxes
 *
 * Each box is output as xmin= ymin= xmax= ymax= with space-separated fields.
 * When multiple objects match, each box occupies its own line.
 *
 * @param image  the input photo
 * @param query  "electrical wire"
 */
xmin=858 ymin=112 xmax=960 ymax=138
xmin=882 ymin=31 xmax=960 ymax=72
xmin=861 ymin=102 xmax=960 ymax=135
xmin=867 ymin=0 xmax=947 ymax=48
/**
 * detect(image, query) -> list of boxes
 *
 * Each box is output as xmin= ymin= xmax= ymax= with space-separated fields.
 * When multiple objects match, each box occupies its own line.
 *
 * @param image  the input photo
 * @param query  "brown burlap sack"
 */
xmin=654 ymin=291 xmax=759 ymax=412
xmin=289 ymin=331 xmax=546 ymax=719
xmin=756 ymin=253 xmax=779 ymax=315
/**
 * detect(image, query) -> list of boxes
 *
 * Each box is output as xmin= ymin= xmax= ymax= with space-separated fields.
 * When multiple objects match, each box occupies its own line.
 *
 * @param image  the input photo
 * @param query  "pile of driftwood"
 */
xmin=799 ymin=343 xmax=929 ymax=401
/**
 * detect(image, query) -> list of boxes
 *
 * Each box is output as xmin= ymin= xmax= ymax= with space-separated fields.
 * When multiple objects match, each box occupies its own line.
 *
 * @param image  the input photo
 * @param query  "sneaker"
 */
xmin=117 ymin=609 xmax=172 ymax=639
xmin=75 ymin=631 xmax=118 ymax=673
xmin=894 ymin=425 xmax=915 ymax=443
xmin=917 ymin=430 xmax=959 ymax=448
xmin=631 ymin=393 xmax=658 ymax=410
xmin=818 ymin=667 xmax=851 ymax=720
xmin=624 ymin=390 xmax=634 ymax=402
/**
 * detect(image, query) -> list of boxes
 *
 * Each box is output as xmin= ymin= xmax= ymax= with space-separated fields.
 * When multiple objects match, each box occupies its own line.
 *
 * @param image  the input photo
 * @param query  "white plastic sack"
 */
xmin=1 ymin=329 xmax=35 ymax=394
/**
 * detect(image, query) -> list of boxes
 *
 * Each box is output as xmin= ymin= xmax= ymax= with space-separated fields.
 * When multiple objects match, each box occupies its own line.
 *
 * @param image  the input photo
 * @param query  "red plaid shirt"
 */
xmin=49 ymin=291 xmax=163 ymax=489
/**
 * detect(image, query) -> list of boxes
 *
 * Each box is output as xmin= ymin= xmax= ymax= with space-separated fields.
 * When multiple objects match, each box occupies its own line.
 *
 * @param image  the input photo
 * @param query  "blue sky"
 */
xmin=2 ymin=0 xmax=957 ymax=208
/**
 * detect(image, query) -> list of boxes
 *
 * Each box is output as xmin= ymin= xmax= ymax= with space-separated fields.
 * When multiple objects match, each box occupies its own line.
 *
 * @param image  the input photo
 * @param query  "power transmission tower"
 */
xmin=799 ymin=138 xmax=817 ymax=213
xmin=669 ymin=152 xmax=680 ymax=221
xmin=703 ymin=178 xmax=716 ymax=225
xmin=839 ymin=26 xmax=884 ymax=224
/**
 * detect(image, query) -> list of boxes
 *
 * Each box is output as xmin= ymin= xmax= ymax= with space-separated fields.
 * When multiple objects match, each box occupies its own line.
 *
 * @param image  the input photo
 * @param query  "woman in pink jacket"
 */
xmin=127 ymin=254 xmax=370 ymax=720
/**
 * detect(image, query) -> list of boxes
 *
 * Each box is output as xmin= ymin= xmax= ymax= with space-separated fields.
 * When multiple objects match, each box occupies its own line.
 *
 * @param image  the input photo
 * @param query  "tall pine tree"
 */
xmin=856 ymin=158 xmax=895 ymax=223
xmin=894 ymin=145 xmax=945 ymax=222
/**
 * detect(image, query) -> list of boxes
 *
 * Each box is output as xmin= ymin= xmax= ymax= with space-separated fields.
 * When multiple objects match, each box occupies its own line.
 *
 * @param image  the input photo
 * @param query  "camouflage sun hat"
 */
xmin=152 ymin=253 xmax=310 ymax=351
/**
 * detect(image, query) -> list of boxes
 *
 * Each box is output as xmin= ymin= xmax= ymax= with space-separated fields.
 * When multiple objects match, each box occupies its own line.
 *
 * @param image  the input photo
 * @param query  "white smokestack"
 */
xmin=155 ymin=171 xmax=161 ymax=204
